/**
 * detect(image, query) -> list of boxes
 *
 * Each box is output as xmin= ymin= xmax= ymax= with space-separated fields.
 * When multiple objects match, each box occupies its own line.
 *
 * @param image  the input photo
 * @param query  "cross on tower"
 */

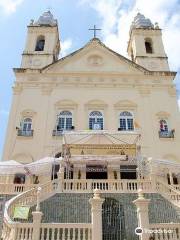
xmin=89 ymin=25 xmax=101 ymax=38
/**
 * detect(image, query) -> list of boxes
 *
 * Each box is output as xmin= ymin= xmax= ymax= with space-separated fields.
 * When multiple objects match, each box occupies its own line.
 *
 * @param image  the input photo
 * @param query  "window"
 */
xmin=57 ymin=111 xmax=73 ymax=130
xmin=17 ymin=118 xmax=33 ymax=136
xmin=119 ymin=111 xmax=134 ymax=131
xmin=89 ymin=111 xmax=103 ymax=130
xmin=22 ymin=118 xmax=32 ymax=131
xmin=159 ymin=119 xmax=168 ymax=132
xmin=14 ymin=174 xmax=26 ymax=184
xmin=35 ymin=36 xmax=45 ymax=51
xmin=145 ymin=39 xmax=153 ymax=54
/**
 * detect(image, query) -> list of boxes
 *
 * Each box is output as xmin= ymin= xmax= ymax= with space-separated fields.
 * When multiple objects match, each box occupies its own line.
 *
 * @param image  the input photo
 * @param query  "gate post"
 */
xmin=89 ymin=189 xmax=105 ymax=240
xmin=133 ymin=189 xmax=150 ymax=240
xmin=32 ymin=187 xmax=43 ymax=240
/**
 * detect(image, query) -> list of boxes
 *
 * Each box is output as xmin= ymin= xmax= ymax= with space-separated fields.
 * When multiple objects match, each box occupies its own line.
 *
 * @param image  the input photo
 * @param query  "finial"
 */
xmin=135 ymin=8 xmax=140 ymax=14
xmin=47 ymin=6 xmax=52 ymax=12
xmin=89 ymin=25 xmax=101 ymax=38
xmin=155 ymin=22 xmax=159 ymax=29
xmin=36 ymin=187 xmax=42 ymax=211
xmin=30 ymin=19 xmax=34 ymax=25
xmin=93 ymin=188 xmax=101 ymax=199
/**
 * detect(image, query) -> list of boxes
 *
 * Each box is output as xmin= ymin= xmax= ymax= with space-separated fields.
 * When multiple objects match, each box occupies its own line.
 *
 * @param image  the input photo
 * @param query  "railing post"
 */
xmin=133 ymin=189 xmax=150 ymax=240
xmin=32 ymin=187 xmax=43 ymax=240
xmin=89 ymin=189 xmax=105 ymax=240
xmin=58 ymin=164 xmax=64 ymax=192
xmin=32 ymin=211 xmax=43 ymax=240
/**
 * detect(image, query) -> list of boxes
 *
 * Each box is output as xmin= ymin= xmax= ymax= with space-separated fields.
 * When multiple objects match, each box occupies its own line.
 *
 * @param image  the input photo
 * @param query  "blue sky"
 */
xmin=0 ymin=0 xmax=180 ymax=160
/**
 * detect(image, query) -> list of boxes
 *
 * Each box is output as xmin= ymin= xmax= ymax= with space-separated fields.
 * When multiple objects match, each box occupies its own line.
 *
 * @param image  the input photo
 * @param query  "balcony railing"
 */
xmin=52 ymin=130 xmax=64 ymax=136
xmin=52 ymin=127 xmax=75 ymax=136
xmin=17 ymin=129 xmax=33 ymax=137
xmin=159 ymin=130 xmax=175 ymax=138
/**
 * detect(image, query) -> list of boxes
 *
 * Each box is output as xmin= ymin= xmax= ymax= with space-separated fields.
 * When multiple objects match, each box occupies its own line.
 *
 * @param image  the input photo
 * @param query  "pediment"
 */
xmin=114 ymin=100 xmax=137 ymax=109
xmin=43 ymin=39 xmax=148 ymax=75
xmin=85 ymin=99 xmax=108 ymax=108
xmin=55 ymin=99 xmax=78 ymax=108
xmin=156 ymin=111 xmax=170 ymax=118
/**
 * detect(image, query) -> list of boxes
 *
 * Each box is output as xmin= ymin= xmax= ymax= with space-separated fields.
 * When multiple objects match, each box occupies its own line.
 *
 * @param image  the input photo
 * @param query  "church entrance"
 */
xmin=102 ymin=198 xmax=126 ymax=240
xmin=86 ymin=165 xmax=107 ymax=179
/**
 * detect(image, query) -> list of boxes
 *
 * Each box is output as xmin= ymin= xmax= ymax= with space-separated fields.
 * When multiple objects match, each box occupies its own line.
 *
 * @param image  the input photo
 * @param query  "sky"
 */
xmin=0 ymin=0 xmax=180 ymax=159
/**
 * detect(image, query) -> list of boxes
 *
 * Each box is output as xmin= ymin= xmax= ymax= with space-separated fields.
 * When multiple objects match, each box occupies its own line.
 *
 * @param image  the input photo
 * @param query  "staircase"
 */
xmin=2 ymin=178 xmax=180 ymax=240
xmin=156 ymin=179 xmax=180 ymax=208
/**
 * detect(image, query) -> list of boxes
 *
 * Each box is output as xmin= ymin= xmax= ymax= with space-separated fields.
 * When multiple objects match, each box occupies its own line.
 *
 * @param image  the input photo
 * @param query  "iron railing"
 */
xmin=17 ymin=129 xmax=33 ymax=137
xmin=159 ymin=130 xmax=175 ymax=138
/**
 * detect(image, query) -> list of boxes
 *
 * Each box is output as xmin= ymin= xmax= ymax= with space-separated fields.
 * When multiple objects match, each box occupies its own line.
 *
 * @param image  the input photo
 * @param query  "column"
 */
xmin=89 ymin=189 xmax=105 ymax=240
xmin=133 ymin=189 xmax=151 ymax=240
xmin=32 ymin=211 xmax=43 ymax=240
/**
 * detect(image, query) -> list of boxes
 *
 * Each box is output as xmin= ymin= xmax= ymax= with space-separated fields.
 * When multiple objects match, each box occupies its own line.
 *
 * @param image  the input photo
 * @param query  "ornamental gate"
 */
xmin=102 ymin=198 xmax=126 ymax=240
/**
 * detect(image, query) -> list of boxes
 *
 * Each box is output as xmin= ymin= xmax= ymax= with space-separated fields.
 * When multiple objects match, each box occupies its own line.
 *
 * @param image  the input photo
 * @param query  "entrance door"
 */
xmin=86 ymin=165 xmax=107 ymax=179
xmin=102 ymin=198 xmax=126 ymax=240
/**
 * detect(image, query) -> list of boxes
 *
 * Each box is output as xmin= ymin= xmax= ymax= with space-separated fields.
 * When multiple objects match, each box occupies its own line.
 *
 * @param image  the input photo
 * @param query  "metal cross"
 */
xmin=89 ymin=25 xmax=101 ymax=38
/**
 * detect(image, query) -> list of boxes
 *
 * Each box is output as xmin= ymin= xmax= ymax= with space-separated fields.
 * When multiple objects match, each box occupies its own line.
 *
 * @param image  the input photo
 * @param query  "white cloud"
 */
xmin=60 ymin=38 xmax=73 ymax=57
xmin=0 ymin=0 xmax=24 ymax=14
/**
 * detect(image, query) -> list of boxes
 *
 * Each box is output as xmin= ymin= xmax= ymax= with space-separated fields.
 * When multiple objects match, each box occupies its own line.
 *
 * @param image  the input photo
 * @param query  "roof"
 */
xmin=130 ymin=13 xmax=154 ymax=31
xmin=62 ymin=130 xmax=140 ymax=145
xmin=34 ymin=11 xmax=57 ymax=27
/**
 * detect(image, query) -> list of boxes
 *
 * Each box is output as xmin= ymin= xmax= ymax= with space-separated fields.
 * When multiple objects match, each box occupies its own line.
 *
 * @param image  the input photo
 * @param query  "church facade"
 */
xmin=2 ymin=11 xmax=180 ymax=164
xmin=1 ymin=11 xmax=180 ymax=240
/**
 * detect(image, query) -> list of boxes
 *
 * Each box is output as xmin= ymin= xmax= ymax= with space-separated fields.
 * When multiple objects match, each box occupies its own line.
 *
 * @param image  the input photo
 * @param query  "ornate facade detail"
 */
xmin=87 ymin=55 xmax=103 ymax=66
xmin=54 ymin=99 xmax=78 ymax=109
xmin=21 ymin=109 xmax=37 ymax=118
xmin=114 ymin=100 xmax=137 ymax=110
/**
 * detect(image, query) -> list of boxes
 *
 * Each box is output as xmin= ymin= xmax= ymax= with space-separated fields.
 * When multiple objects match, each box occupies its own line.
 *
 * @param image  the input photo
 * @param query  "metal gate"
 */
xmin=102 ymin=198 xmax=126 ymax=240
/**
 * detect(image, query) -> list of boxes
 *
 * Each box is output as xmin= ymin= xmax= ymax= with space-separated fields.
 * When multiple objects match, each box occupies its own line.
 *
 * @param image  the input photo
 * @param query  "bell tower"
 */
xmin=127 ymin=13 xmax=169 ymax=71
xmin=21 ymin=11 xmax=60 ymax=69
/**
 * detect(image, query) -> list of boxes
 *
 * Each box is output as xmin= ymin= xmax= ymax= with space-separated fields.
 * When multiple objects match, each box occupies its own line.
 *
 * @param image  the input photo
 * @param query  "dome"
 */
xmin=35 ymin=11 xmax=57 ymax=26
xmin=131 ymin=13 xmax=154 ymax=30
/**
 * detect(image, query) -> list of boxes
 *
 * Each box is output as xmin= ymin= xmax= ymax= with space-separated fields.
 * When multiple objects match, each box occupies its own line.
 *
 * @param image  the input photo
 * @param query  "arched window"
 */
xmin=57 ymin=111 xmax=73 ymax=130
xmin=119 ymin=111 xmax=134 ymax=131
xmin=145 ymin=39 xmax=153 ymax=54
xmin=89 ymin=111 xmax=103 ymax=130
xmin=160 ymin=119 xmax=168 ymax=132
xmin=21 ymin=118 xmax=32 ymax=131
xmin=35 ymin=36 xmax=45 ymax=51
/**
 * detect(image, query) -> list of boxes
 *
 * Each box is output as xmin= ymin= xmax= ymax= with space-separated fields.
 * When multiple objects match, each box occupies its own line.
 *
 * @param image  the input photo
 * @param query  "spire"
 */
xmin=34 ymin=11 xmax=57 ymax=27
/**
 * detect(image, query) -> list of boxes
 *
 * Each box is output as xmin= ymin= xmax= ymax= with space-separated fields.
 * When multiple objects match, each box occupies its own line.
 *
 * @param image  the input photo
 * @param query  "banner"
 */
xmin=63 ymin=144 xmax=136 ymax=156
xmin=13 ymin=206 xmax=30 ymax=220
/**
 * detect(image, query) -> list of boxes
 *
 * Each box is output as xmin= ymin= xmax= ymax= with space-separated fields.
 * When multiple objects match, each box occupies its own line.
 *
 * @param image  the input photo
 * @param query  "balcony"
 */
xmin=159 ymin=130 xmax=175 ymax=139
xmin=52 ymin=126 xmax=75 ymax=136
xmin=52 ymin=129 xmax=64 ymax=136
xmin=17 ymin=129 xmax=33 ymax=137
